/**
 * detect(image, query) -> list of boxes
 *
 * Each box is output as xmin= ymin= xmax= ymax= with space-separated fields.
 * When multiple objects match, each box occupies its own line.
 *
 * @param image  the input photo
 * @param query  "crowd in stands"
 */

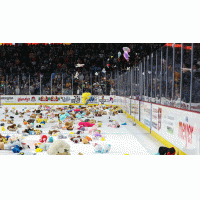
xmin=0 ymin=43 xmax=155 ymax=95
xmin=1 ymin=43 xmax=199 ymax=105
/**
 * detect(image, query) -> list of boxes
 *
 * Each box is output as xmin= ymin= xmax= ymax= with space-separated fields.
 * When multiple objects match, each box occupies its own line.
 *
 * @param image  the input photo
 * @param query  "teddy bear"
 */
xmin=27 ymin=123 xmax=34 ymax=129
xmin=64 ymin=121 xmax=74 ymax=130
xmin=23 ymin=126 xmax=34 ymax=133
xmin=47 ymin=140 xmax=70 ymax=155
xmin=94 ymin=144 xmax=111 ymax=154
xmin=48 ymin=130 xmax=60 ymax=135
xmin=35 ymin=129 xmax=42 ymax=135
xmin=27 ymin=119 xmax=35 ymax=124
xmin=7 ymin=119 xmax=14 ymax=124
xmin=7 ymin=124 xmax=18 ymax=131
xmin=55 ymin=114 xmax=59 ymax=118
xmin=0 ymin=134 xmax=7 ymax=143
xmin=30 ymin=114 xmax=36 ymax=118
xmin=70 ymin=135 xmax=82 ymax=143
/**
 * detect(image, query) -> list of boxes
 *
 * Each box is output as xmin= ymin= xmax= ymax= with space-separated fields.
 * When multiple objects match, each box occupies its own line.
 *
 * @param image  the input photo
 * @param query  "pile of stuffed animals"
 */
xmin=0 ymin=100 xmax=126 ymax=155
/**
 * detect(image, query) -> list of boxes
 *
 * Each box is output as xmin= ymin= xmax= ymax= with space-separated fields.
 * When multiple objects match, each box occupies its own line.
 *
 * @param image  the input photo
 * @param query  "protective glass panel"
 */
xmin=192 ymin=44 xmax=200 ymax=112
xmin=181 ymin=43 xmax=192 ymax=110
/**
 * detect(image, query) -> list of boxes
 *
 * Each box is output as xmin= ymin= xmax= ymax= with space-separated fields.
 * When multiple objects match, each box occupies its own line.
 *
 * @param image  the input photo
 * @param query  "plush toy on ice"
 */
xmin=82 ymin=92 xmax=91 ymax=105
xmin=154 ymin=146 xmax=176 ymax=155
xmin=47 ymin=140 xmax=70 ymax=155
xmin=59 ymin=113 xmax=70 ymax=121
xmin=94 ymin=143 xmax=111 ymax=154
xmin=39 ymin=135 xmax=48 ymax=143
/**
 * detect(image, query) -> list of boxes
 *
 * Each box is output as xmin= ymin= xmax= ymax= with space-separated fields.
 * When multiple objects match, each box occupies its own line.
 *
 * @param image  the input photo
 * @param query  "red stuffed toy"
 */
xmin=74 ymin=109 xmax=81 ymax=112
xmin=78 ymin=122 xmax=95 ymax=130
xmin=39 ymin=135 xmax=48 ymax=143
xmin=167 ymin=147 xmax=176 ymax=155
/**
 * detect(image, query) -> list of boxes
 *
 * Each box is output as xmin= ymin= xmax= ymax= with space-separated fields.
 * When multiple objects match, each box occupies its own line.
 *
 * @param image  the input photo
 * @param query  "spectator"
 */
xmin=15 ymin=86 xmax=20 ymax=95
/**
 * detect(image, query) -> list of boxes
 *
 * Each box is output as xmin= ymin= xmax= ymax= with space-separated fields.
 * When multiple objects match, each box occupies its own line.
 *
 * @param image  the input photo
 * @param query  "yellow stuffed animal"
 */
xmin=35 ymin=148 xmax=43 ymax=153
xmin=36 ymin=118 xmax=47 ymax=123
xmin=82 ymin=92 xmax=91 ymax=104
xmin=1 ymin=126 xmax=5 ymax=131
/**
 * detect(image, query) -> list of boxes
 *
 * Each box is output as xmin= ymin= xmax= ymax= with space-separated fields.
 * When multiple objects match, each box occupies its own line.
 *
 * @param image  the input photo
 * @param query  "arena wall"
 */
xmin=1 ymin=95 xmax=200 ymax=155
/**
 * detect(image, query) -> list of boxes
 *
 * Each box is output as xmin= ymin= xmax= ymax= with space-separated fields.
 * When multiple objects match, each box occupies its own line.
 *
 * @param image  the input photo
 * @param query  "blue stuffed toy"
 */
xmin=59 ymin=113 xmax=70 ymax=121
xmin=40 ymin=120 xmax=45 ymax=125
xmin=12 ymin=145 xmax=22 ymax=153
xmin=5 ymin=135 xmax=11 ymax=141
xmin=29 ymin=131 xmax=35 ymax=135
xmin=76 ymin=114 xmax=82 ymax=119
xmin=48 ymin=137 xmax=53 ymax=143
xmin=7 ymin=141 xmax=21 ymax=150
xmin=94 ymin=144 xmax=111 ymax=154
xmin=81 ymin=112 xmax=86 ymax=118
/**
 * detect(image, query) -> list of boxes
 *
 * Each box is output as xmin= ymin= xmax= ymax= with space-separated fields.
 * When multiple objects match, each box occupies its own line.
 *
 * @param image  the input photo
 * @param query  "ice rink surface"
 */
xmin=0 ymin=105 xmax=163 ymax=155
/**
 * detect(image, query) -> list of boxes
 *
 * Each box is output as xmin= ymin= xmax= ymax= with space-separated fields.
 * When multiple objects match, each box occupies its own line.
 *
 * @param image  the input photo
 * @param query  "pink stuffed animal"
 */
xmin=78 ymin=122 xmax=95 ymax=130
xmin=50 ymin=111 xmax=55 ymax=118
xmin=51 ymin=124 xmax=62 ymax=129
xmin=88 ymin=126 xmax=97 ymax=134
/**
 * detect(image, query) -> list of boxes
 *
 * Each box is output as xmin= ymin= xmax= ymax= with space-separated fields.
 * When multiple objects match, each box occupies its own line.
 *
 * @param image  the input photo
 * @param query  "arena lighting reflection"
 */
xmin=164 ymin=43 xmax=192 ymax=50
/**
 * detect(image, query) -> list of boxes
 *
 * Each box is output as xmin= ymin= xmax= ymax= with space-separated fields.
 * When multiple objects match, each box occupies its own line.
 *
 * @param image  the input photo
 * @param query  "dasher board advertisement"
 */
xmin=130 ymin=99 xmax=139 ymax=120
xmin=151 ymin=104 xmax=200 ymax=155
xmin=140 ymin=101 xmax=151 ymax=129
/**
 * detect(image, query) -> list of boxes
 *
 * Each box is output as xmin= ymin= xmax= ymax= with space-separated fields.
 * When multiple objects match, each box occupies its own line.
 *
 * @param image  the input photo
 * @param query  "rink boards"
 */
xmin=1 ymin=95 xmax=200 ymax=155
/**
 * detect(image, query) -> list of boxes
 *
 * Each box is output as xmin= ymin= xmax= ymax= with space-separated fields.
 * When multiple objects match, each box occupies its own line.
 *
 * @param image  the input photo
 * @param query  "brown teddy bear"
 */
xmin=30 ymin=114 xmax=36 ymax=118
xmin=7 ymin=119 xmax=14 ymax=124
xmin=49 ymin=130 xmax=60 ymax=135
xmin=56 ymin=108 xmax=62 ymax=111
xmin=86 ymin=111 xmax=90 ymax=115
xmin=65 ymin=121 xmax=73 ymax=127
xmin=7 ymin=124 xmax=18 ymax=131
xmin=65 ymin=121 xmax=73 ymax=130
xmin=27 ymin=119 xmax=35 ymax=124
xmin=23 ymin=127 xmax=34 ymax=133
xmin=70 ymin=135 xmax=82 ymax=143
xmin=55 ymin=114 xmax=59 ymax=118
